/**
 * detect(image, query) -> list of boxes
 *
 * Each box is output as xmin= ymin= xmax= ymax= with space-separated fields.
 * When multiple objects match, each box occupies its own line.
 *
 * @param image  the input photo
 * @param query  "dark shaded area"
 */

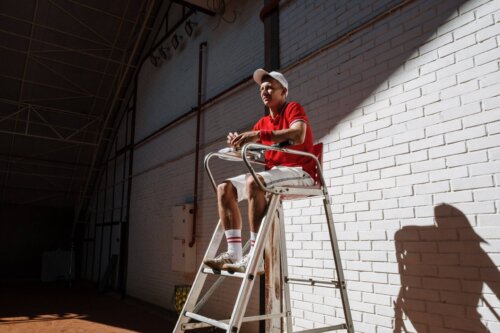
xmin=394 ymin=204 xmax=500 ymax=332
xmin=0 ymin=203 xmax=73 ymax=280
xmin=0 ymin=281 xmax=176 ymax=333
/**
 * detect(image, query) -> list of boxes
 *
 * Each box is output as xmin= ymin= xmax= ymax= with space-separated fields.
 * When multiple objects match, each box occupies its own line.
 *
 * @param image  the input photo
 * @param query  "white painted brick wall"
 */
xmin=119 ymin=0 xmax=500 ymax=332
xmin=279 ymin=0 xmax=500 ymax=332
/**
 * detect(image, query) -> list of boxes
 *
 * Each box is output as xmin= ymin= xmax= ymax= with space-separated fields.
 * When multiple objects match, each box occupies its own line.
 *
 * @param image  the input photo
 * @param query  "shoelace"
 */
xmin=216 ymin=252 xmax=235 ymax=261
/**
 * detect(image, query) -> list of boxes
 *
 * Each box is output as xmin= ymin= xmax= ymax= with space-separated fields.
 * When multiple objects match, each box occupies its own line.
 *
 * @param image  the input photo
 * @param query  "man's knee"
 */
xmin=217 ymin=182 xmax=237 ymax=204
xmin=246 ymin=176 xmax=265 ymax=198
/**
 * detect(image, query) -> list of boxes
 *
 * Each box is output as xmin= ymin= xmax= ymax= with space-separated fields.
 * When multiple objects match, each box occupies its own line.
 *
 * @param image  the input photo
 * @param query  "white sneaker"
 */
xmin=203 ymin=252 xmax=237 ymax=271
xmin=223 ymin=253 xmax=264 ymax=274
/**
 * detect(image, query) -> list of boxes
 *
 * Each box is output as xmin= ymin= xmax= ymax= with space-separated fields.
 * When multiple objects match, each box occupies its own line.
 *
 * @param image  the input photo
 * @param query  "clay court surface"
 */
xmin=0 ymin=281 xmax=176 ymax=333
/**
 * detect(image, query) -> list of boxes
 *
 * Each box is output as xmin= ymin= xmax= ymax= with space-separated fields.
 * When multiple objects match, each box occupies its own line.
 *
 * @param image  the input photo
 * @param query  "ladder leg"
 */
xmin=278 ymin=202 xmax=293 ymax=333
xmin=173 ymin=219 xmax=225 ymax=333
xmin=264 ymin=206 xmax=281 ymax=332
xmin=226 ymin=194 xmax=281 ymax=332
xmin=322 ymin=197 xmax=354 ymax=333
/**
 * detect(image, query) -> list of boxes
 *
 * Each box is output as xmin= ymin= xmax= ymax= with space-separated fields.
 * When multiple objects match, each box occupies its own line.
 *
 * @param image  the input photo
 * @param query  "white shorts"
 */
xmin=225 ymin=166 xmax=314 ymax=202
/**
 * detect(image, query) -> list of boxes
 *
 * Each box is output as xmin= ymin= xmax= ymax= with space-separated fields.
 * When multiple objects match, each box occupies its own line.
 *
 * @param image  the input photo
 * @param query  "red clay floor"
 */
xmin=0 ymin=281 xmax=176 ymax=333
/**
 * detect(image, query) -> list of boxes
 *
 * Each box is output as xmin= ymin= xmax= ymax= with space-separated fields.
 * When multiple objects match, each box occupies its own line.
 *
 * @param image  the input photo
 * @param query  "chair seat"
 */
xmin=284 ymin=184 xmax=322 ymax=189
xmin=270 ymin=184 xmax=324 ymax=200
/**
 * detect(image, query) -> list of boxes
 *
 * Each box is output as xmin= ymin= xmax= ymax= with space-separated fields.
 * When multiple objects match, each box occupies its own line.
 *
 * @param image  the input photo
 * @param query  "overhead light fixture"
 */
xmin=159 ymin=45 xmax=171 ymax=60
xmin=184 ymin=20 xmax=198 ymax=37
xmin=171 ymin=33 xmax=183 ymax=50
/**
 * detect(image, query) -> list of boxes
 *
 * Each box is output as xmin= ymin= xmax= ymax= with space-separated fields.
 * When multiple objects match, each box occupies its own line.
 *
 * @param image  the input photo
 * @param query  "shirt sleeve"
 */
xmin=286 ymin=102 xmax=308 ymax=126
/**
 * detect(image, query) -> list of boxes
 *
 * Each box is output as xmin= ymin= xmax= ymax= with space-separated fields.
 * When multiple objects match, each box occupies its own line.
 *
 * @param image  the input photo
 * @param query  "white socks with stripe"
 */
xmin=225 ymin=229 xmax=242 ymax=260
xmin=250 ymin=232 xmax=258 ymax=254
xmin=225 ymin=230 xmax=260 ymax=259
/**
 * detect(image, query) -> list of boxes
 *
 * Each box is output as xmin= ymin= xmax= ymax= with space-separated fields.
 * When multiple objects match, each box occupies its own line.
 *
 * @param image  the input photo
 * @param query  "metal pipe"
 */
xmin=190 ymin=41 xmax=207 ymax=248
xmin=107 ymin=139 xmax=118 ymax=288
xmin=259 ymin=0 xmax=279 ymax=21
xmin=90 ymin=189 xmax=99 ymax=282
xmin=97 ymin=161 xmax=108 ymax=281
xmin=117 ymin=107 xmax=129 ymax=291
xmin=241 ymin=143 xmax=321 ymax=194
xmin=120 ymin=83 xmax=137 ymax=297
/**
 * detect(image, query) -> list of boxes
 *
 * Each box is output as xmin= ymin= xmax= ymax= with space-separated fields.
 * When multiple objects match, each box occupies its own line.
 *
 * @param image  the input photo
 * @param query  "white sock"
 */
xmin=250 ymin=232 xmax=258 ymax=254
xmin=225 ymin=229 xmax=242 ymax=260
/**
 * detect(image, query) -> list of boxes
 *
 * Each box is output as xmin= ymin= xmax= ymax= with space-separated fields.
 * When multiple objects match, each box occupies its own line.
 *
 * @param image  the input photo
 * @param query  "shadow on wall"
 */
xmin=393 ymin=204 xmax=500 ymax=332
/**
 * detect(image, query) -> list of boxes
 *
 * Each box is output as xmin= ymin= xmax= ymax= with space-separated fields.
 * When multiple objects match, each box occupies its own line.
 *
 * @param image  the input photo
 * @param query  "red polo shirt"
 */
xmin=252 ymin=102 xmax=316 ymax=179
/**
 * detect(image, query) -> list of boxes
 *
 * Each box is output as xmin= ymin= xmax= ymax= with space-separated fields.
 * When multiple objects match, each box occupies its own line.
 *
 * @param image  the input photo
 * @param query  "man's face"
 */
xmin=260 ymin=79 xmax=286 ymax=109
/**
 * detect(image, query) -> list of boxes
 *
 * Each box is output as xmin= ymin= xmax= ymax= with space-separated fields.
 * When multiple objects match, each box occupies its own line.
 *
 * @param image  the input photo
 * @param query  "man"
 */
xmin=203 ymin=69 xmax=316 ymax=273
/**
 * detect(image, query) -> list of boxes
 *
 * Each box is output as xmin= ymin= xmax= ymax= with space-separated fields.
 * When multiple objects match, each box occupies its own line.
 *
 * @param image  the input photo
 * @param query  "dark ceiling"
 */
xmin=0 ymin=0 xmax=159 ymax=208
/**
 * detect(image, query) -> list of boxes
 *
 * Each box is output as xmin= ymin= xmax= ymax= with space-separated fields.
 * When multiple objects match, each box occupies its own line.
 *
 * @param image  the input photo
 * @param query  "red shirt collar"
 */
xmin=269 ymin=102 xmax=287 ymax=124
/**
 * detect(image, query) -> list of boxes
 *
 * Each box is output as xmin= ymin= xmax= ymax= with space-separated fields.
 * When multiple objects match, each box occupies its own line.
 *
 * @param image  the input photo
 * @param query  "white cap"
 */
xmin=253 ymin=68 xmax=288 ymax=96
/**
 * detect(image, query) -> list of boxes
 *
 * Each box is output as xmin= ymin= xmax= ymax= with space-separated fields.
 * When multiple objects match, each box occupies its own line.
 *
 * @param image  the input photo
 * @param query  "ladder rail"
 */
xmin=227 ymin=194 xmax=281 ymax=332
xmin=173 ymin=219 xmax=225 ymax=332
xmin=204 ymin=150 xmax=265 ymax=192
xmin=278 ymin=203 xmax=293 ymax=333
xmin=241 ymin=143 xmax=324 ymax=196
xmin=204 ymin=143 xmax=325 ymax=196
xmin=322 ymin=196 xmax=354 ymax=332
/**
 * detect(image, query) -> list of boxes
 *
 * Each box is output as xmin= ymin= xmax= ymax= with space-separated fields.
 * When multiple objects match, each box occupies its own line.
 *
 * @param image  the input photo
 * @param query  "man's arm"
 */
xmin=230 ymin=121 xmax=306 ymax=148
xmin=268 ymin=121 xmax=306 ymax=145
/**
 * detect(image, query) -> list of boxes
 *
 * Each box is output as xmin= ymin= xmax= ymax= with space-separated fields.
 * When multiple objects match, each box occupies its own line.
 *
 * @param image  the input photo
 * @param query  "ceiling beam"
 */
xmin=0 ymin=129 xmax=100 ymax=146
xmin=0 ymin=165 xmax=85 ymax=181
xmin=0 ymin=117 xmax=104 ymax=141
xmin=0 ymin=97 xmax=103 ymax=120
xmin=1 ymin=184 xmax=81 ymax=195
xmin=0 ymin=12 xmax=126 ymax=51
xmin=0 ymin=152 xmax=93 ymax=169
xmin=66 ymin=0 xmax=137 ymax=25
xmin=0 ymin=73 xmax=104 ymax=100
xmin=47 ymin=0 xmax=113 ymax=45
xmin=30 ymin=56 xmax=94 ymax=95
xmin=21 ymin=95 xmax=95 ymax=103
xmin=2 ymin=0 xmax=41 ymax=195
xmin=0 ymin=27 xmax=136 ymax=68
xmin=0 ymin=44 xmax=117 ymax=78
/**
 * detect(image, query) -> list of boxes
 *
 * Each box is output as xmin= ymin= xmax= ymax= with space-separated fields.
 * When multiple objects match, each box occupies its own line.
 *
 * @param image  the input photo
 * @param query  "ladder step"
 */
xmin=184 ymin=311 xmax=231 ymax=331
xmin=286 ymin=276 xmax=341 ymax=288
xmin=182 ymin=312 xmax=288 ymax=330
xmin=202 ymin=268 xmax=246 ymax=278
xmin=294 ymin=323 xmax=347 ymax=333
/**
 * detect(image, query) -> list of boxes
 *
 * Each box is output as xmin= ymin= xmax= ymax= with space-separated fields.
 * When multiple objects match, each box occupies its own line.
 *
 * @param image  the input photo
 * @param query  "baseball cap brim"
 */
xmin=253 ymin=69 xmax=269 ymax=85
xmin=253 ymin=68 xmax=289 ymax=96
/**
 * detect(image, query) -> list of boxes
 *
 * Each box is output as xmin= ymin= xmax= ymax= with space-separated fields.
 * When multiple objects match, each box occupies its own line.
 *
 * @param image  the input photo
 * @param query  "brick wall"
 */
xmin=124 ymin=0 xmax=499 ymax=332
xmin=278 ymin=0 xmax=500 ymax=332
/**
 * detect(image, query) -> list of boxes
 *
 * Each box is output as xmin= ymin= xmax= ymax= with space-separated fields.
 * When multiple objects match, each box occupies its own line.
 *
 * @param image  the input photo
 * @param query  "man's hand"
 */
xmin=228 ymin=131 xmax=259 ymax=149
xmin=227 ymin=132 xmax=239 ymax=146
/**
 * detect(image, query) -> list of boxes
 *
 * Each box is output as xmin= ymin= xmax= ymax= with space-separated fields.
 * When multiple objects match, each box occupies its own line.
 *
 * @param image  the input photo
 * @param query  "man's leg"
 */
xmin=222 ymin=176 xmax=268 ymax=274
xmin=218 ymin=181 xmax=243 ymax=259
xmin=203 ymin=181 xmax=243 ymax=270
xmin=218 ymin=181 xmax=242 ymax=231
xmin=246 ymin=175 xmax=268 ymax=251
xmin=223 ymin=167 xmax=312 ymax=273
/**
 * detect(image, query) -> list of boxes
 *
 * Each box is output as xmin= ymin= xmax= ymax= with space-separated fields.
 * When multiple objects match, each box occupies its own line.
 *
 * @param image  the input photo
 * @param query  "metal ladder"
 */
xmin=173 ymin=143 xmax=354 ymax=333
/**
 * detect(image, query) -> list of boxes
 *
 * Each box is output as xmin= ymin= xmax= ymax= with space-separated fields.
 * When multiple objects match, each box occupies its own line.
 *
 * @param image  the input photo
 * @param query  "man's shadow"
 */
xmin=394 ymin=204 xmax=500 ymax=332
